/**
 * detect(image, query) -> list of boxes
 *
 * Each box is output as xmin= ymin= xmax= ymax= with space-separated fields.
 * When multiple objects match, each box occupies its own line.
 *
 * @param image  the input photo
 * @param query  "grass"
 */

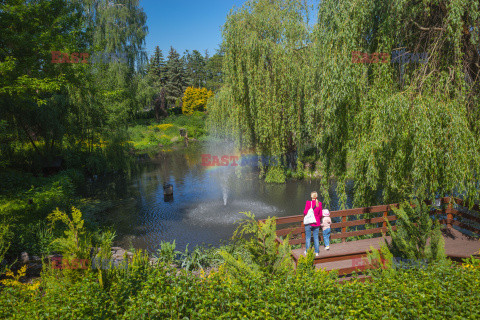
xmin=127 ymin=111 xmax=208 ymax=153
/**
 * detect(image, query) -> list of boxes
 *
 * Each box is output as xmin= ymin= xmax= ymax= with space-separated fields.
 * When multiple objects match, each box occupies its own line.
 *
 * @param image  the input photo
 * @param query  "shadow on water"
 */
xmin=91 ymin=143 xmax=365 ymax=252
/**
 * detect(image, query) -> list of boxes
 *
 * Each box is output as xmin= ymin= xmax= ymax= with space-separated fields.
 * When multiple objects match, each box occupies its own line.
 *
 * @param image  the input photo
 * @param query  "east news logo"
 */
xmin=51 ymin=51 xmax=127 ymax=64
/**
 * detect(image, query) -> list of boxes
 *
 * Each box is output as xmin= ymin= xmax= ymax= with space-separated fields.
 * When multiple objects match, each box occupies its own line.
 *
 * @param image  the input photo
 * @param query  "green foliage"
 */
xmin=165 ymin=47 xmax=189 ymax=107
xmin=179 ymin=244 xmax=222 ymax=271
xmin=2 ymin=255 xmax=480 ymax=318
xmin=32 ymin=221 xmax=55 ymax=256
xmin=139 ymin=46 xmax=167 ymax=121
xmin=128 ymin=113 xmax=207 ymax=152
xmin=102 ymin=249 xmax=151 ymax=313
xmin=184 ymin=50 xmax=206 ymax=88
xmin=208 ymin=0 xmax=480 ymax=205
xmin=296 ymin=247 xmax=316 ymax=274
xmin=47 ymin=207 xmax=91 ymax=260
xmin=0 ymin=170 xmax=83 ymax=256
xmin=205 ymin=53 xmax=224 ymax=92
xmin=221 ymin=212 xmax=294 ymax=278
xmin=362 ymin=245 xmax=396 ymax=278
xmin=155 ymin=240 xmax=180 ymax=265
xmin=208 ymin=0 xmax=310 ymax=168
xmin=385 ymin=199 xmax=447 ymax=263
xmin=264 ymin=165 xmax=286 ymax=183
xmin=0 ymin=0 xmax=147 ymax=176
xmin=462 ymin=254 xmax=480 ymax=270
xmin=0 ymin=222 xmax=11 ymax=272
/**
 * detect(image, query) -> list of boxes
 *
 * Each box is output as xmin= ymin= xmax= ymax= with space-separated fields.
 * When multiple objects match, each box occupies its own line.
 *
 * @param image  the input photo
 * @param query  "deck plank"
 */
xmin=289 ymin=226 xmax=480 ymax=272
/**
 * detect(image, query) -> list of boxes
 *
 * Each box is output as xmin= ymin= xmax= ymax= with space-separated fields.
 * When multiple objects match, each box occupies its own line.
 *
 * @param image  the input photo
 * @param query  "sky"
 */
xmin=140 ymin=0 xmax=248 ymax=59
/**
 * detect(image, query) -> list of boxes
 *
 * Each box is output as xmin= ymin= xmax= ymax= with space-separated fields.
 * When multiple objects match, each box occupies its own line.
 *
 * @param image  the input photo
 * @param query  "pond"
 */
xmin=93 ymin=142 xmax=357 ymax=252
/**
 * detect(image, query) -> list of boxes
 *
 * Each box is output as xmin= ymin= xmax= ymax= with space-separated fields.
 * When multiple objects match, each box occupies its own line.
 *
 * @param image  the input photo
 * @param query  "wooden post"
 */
xmin=301 ymin=221 xmax=305 ymax=249
xmin=447 ymin=202 xmax=453 ymax=228
xmin=382 ymin=209 xmax=388 ymax=234
xmin=341 ymin=215 xmax=346 ymax=243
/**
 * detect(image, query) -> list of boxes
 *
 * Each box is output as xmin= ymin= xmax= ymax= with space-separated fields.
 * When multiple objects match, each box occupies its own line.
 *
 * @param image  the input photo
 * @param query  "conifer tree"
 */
xmin=148 ymin=46 xmax=165 ymax=86
xmin=184 ymin=50 xmax=206 ymax=88
xmin=182 ymin=50 xmax=194 ymax=88
xmin=146 ymin=46 xmax=167 ymax=120
xmin=164 ymin=47 xmax=188 ymax=107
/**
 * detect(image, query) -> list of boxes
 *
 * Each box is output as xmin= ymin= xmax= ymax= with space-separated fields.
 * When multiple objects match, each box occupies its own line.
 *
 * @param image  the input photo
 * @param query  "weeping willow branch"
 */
xmin=410 ymin=19 xmax=445 ymax=32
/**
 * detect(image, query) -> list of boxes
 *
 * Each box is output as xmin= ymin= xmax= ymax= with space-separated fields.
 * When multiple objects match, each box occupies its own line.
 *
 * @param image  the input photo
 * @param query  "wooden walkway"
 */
xmin=260 ymin=197 xmax=480 ymax=276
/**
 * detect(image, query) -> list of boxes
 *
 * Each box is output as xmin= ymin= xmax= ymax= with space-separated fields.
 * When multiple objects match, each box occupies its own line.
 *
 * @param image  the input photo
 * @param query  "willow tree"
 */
xmin=210 ymin=0 xmax=480 ymax=206
xmin=81 ymin=0 xmax=148 ymax=128
xmin=207 ymin=0 xmax=312 ymax=182
xmin=310 ymin=0 xmax=480 ymax=207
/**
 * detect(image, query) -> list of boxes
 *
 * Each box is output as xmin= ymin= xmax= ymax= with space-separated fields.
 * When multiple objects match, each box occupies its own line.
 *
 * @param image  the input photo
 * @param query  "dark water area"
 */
xmin=92 ymin=143 xmax=360 ymax=252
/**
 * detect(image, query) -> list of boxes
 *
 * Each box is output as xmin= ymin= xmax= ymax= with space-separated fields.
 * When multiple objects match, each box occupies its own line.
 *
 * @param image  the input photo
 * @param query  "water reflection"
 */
xmin=95 ymin=143 xmax=360 ymax=251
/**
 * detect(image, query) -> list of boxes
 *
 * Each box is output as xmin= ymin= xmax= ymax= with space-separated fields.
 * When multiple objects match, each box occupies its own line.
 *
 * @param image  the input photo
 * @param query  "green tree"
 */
xmin=205 ymin=52 xmax=223 ymax=92
xmin=149 ymin=46 xmax=166 ymax=85
xmin=207 ymin=0 xmax=311 ymax=180
xmin=208 ymin=0 xmax=480 ymax=208
xmin=144 ymin=46 xmax=167 ymax=120
xmin=84 ymin=0 xmax=148 ymax=128
xmin=0 ymin=0 xmax=86 ymax=162
xmin=184 ymin=50 xmax=206 ymax=88
xmin=164 ymin=47 xmax=188 ymax=107
xmin=47 ymin=207 xmax=91 ymax=259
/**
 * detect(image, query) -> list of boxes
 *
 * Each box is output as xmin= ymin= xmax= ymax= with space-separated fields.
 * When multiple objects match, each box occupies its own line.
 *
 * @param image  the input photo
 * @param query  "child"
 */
xmin=321 ymin=209 xmax=332 ymax=250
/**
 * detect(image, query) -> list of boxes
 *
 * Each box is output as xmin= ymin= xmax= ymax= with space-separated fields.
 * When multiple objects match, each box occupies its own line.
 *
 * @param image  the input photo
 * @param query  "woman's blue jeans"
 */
xmin=323 ymin=228 xmax=331 ymax=247
xmin=305 ymin=225 xmax=320 ymax=253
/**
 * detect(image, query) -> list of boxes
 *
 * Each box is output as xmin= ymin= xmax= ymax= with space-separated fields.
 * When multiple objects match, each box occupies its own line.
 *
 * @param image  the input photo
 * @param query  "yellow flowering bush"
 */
xmin=462 ymin=250 xmax=480 ymax=270
xmin=156 ymin=123 xmax=173 ymax=131
xmin=1 ymin=266 xmax=40 ymax=294
xmin=182 ymin=87 xmax=214 ymax=115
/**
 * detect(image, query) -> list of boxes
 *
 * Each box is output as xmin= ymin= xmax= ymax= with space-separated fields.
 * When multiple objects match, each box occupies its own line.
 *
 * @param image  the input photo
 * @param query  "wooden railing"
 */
xmin=259 ymin=197 xmax=480 ymax=247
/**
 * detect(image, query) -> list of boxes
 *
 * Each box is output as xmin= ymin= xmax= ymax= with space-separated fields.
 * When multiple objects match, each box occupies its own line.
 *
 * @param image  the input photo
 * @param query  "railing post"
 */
xmin=447 ymin=202 xmax=453 ymax=228
xmin=301 ymin=221 xmax=305 ymax=248
xmin=382 ymin=209 xmax=388 ymax=234
xmin=341 ymin=215 xmax=346 ymax=243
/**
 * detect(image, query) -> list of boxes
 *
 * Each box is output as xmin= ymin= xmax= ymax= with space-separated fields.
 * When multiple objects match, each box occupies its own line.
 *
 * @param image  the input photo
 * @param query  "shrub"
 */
xmin=265 ymin=165 xmax=286 ymax=183
xmin=182 ymin=87 xmax=214 ymax=115
xmin=2 ymin=246 xmax=480 ymax=318
xmin=0 ymin=223 xmax=11 ymax=272
xmin=386 ymin=198 xmax=446 ymax=263
xmin=47 ymin=207 xmax=91 ymax=260
xmin=155 ymin=240 xmax=181 ymax=265
xmin=219 ymin=212 xmax=294 ymax=278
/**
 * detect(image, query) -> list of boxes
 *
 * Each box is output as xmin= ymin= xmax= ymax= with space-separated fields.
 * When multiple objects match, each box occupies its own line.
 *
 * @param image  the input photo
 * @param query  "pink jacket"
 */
xmin=303 ymin=200 xmax=322 ymax=227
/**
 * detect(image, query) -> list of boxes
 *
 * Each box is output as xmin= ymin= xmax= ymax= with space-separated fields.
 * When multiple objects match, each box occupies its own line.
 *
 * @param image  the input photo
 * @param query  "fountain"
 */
xmin=222 ymin=185 xmax=228 ymax=206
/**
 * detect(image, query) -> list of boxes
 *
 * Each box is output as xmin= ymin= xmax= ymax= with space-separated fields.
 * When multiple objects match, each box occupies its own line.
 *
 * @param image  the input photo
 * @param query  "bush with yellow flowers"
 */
xmin=182 ymin=87 xmax=214 ymax=115
xmin=1 ymin=266 xmax=40 ymax=293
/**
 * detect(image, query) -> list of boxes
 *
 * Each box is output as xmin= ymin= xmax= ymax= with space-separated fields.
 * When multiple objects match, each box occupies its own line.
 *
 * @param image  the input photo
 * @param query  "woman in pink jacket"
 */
xmin=303 ymin=191 xmax=322 ymax=256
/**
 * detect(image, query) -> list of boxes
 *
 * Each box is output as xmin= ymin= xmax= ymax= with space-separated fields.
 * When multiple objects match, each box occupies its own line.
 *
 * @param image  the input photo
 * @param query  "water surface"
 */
xmin=97 ymin=143 xmax=355 ymax=251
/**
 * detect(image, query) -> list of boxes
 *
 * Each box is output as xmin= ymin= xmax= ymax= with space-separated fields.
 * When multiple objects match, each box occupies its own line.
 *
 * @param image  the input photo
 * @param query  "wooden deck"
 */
xmin=260 ymin=197 xmax=480 ymax=276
